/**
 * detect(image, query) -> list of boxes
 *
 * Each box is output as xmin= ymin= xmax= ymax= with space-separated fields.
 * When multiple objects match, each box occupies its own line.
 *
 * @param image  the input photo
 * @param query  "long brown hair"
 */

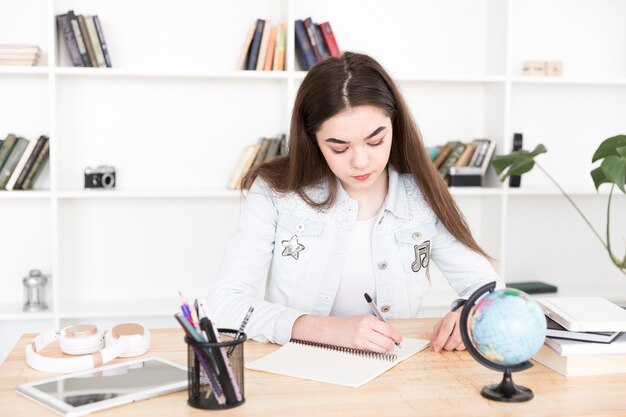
xmin=243 ymin=52 xmax=489 ymax=258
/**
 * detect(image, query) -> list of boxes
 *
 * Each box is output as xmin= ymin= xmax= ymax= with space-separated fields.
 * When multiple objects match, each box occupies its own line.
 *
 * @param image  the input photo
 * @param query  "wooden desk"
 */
xmin=1 ymin=319 xmax=626 ymax=417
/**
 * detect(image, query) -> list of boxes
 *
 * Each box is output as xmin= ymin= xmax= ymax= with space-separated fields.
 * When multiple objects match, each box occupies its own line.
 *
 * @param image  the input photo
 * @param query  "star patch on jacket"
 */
xmin=282 ymin=235 xmax=305 ymax=260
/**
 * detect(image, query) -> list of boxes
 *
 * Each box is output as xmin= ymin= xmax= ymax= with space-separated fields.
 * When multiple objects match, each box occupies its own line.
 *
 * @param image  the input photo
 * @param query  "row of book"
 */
xmin=228 ymin=135 xmax=286 ymax=190
xmin=428 ymin=138 xmax=497 ymax=187
xmin=239 ymin=20 xmax=286 ymax=71
xmin=533 ymin=297 xmax=626 ymax=377
xmin=57 ymin=10 xmax=112 ymax=68
xmin=0 ymin=44 xmax=41 ymax=66
xmin=295 ymin=18 xmax=341 ymax=70
xmin=0 ymin=134 xmax=50 ymax=191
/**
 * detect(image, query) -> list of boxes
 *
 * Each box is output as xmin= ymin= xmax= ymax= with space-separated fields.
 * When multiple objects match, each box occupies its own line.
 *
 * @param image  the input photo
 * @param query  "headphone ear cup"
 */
xmin=105 ymin=323 xmax=151 ymax=357
xmin=59 ymin=324 xmax=105 ymax=355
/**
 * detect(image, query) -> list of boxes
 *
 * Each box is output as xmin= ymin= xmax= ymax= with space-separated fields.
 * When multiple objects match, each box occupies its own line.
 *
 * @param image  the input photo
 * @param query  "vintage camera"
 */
xmin=84 ymin=166 xmax=116 ymax=189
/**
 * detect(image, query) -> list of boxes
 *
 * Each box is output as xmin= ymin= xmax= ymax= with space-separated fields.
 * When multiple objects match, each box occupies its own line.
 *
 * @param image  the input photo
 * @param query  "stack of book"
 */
xmin=56 ymin=11 xmax=112 ymax=68
xmin=427 ymin=138 xmax=497 ymax=186
xmin=0 ymin=134 xmax=50 ymax=191
xmin=0 ymin=44 xmax=41 ymax=66
xmin=294 ymin=18 xmax=341 ymax=70
xmin=239 ymin=20 xmax=287 ymax=71
xmin=228 ymin=134 xmax=286 ymax=190
xmin=533 ymin=297 xmax=626 ymax=377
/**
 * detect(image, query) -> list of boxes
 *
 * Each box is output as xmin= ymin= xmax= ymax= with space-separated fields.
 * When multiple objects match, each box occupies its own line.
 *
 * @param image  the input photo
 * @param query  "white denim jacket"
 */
xmin=207 ymin=168 xmax=503 ymax=345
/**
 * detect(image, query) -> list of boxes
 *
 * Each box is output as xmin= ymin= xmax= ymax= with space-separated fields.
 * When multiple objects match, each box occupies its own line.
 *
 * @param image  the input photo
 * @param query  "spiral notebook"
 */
xmin=245 ymin=337 xmax=429 ymax=387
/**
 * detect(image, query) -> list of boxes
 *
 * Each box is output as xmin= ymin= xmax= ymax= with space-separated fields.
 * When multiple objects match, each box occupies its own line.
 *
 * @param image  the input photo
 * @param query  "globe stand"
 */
xmin=480 ymin=369 xmax=533 ymax=402
xmin=459 ymin=281 xmax=542 ymax=404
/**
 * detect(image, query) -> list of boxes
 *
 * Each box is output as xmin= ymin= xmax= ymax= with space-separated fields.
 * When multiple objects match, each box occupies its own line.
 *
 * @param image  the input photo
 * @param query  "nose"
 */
xmin=351 ymin=146 xmax=370 ymax=169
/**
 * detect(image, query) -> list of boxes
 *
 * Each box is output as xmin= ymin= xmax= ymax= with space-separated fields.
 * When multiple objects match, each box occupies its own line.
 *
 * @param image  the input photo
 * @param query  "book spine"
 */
xmin=319 ymin=22 xmax=341 ymax=57
xmin=303 ymin=18 xmax=321 ymax=62
xmin=22 ymin=138 xmax=50 ymax=190
xmin=92 ymin=15 xmax=112 ymax=67
xmin=56 ymin=14 xmax=84 ymax=67
xmin=14 ymin=135 xmax=47 ymax=190
xmin=438 ymin=142 xmax=466 ymax=178
xmin=272 ymin=22 xmax=286 ymax=71
xmin=471 ymin=139 xmax=491 ymax=167
xmin=237 ymin=23 xmax=256 ymax=70
xmin=255 ymin=19 xmax=272 ymax=71
xmin=0 ymin=137 xmax=29 ymax=189
xmin=68 ymin=11 xmax=91 ymax=67
xmin=294 ymin=20 xmax=316 ymax=70
xmin=85 ymin=16 xmax=106 ymax=67
xmin=77 ymin=15 xmax=98 ymax=67
xmin=0 ymin=133 xmax=17 ymax=171
xmin=262 ymin=26 xmax=276 ymax=71
xmin=246 ymin=19 xmax=265 ymax=71
xmin=314 ymin=23 xmax=330 ymax=60
xmin=5 ymin=138 xmax=36 ymax=191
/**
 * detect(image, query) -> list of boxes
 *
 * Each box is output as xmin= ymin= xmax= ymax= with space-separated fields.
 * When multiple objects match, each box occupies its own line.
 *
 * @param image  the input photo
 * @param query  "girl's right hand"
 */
xmin=291 ymin=314 xmax=402 ymax=353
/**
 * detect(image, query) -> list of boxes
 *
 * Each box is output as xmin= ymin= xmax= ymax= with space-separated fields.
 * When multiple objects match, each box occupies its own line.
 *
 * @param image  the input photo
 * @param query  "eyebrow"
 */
xmin=324 ymin=126 xmax=386 ymax=144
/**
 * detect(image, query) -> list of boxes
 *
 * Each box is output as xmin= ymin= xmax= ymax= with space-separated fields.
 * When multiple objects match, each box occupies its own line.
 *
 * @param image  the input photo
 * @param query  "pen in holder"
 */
xmin=185 ymin=329 xmax=246 ymax=410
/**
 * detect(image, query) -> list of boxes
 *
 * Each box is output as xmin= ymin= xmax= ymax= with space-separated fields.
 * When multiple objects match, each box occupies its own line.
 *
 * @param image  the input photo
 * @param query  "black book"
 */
xmin=56 ymin=13 xmax=84 ymax=67
xmin=68 ymin=10 xmax=91 ymax=66
xmin=546 ymin=316 xmax=622 ymax=343
xmin=93 ymin=15 xmax=112 ymax=67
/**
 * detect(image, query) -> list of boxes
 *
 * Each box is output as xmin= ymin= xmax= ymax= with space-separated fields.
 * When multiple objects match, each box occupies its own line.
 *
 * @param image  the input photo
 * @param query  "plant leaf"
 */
xmin=592 ymin=135 xmax=626 ymax=162
xmin=601 ymin=155 xmax=626 ymax=193
xmin=591 ymin=166 xmax=609 ymax=191
xmin=491 ymin=144 xmax=546 ymax=181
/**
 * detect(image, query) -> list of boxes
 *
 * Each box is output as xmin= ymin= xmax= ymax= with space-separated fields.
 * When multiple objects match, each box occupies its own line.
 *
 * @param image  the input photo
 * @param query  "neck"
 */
xmin=345 ymin=168 xmax=389 ymax=220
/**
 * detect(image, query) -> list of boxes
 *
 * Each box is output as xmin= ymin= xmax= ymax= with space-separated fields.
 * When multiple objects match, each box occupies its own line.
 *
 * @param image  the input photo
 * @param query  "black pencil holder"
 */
xmin=185 ymin=328 xmax=246 ymax=410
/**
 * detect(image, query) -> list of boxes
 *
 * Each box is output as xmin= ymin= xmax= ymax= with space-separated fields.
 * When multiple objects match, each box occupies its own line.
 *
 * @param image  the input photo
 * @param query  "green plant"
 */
xmin=492 ymin=135 xmax=626 ymax=274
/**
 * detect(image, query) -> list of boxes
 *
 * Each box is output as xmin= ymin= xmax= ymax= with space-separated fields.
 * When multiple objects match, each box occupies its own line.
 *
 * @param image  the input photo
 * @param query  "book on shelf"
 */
xmin=447 ymin=139 xmax=497 ymax=187
xmin=431 ymin=144 xmax=452 ymax=169
xmin=546 ymin=316 xmax=621 ymax=344
xmin=77 ymin=14 xmax=98 ymax=67
xmin=294 ymin=19 xmax=316 ymax=70
xmin=0 ymin=137 xmax=29 ymax=189
xmin=246 ymin=19 xmax=265 ymax=70
xmin=303 ymin=17 xmax=326 ymax=62
xmin=5 ymin=138 xmax=38 ymax=191
xmin=272 ymin=22 xmax=286 ymax=71
xmin=262 ymin=26 xmax=276 ymax=71
xmin=68 ymin=10 xmax=90 ymax=67
xmin=0 ymin=133 xmax=17 ymax=171
xmin=57 ymin=13 xmax=84 ymax=67
xmin=14 ymin=135 xmax=48 ymax=190
xmin=255 ymin=19 xmax=272 ymax=71
xmin=545 ymin=331 xmax=626 ymax=355
xmin=228 ymin=135 xmax=286 ymax=190
xmin=314 ymin=23 xmax=330 ymax=60
xmin=536 ymin=297 xmax=626 ymax=333
xmin=533 ymin=343 xmax=626 ymax=377
xmin=438 ymin=141 xmax=466 ymax=178
xmin=92 ymin=15 xmax=112 ymax=67
xmin=84 ymin=15 xmax=106 ymax=67
xmin=252 ymin=138 xmax=273 ymax=166
xmin=454 ymin=141 xmax=478 ymax=167
xmin=319 ymin=22 xmax=340 ymax=57
xmin=0 ymin=44 xmax=41 ymax=66
xmin=237 ymin=23 xmax=256 ymax=70
xmin=228 ymin=143 xmax=260 ymax=190
xmin=21 ymin=137 xmax=50 ymax=190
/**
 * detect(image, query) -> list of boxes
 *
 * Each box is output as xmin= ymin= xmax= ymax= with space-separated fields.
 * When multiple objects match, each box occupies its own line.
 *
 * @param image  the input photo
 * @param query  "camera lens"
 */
xmin=101 ymin=173 xmax=114 ymax=188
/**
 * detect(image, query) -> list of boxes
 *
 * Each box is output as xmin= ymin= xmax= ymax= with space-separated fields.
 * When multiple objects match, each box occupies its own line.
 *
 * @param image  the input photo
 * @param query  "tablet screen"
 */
xmin=17 ymin=357 xmax=187 ymax=416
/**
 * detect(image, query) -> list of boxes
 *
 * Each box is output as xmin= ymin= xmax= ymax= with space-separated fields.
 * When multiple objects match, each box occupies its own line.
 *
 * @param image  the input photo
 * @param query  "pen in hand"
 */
xmin=364 ymin=293 xmax=402 ymax=349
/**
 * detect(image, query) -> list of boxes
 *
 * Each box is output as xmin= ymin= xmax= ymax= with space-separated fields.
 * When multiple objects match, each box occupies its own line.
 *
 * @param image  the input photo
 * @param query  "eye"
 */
xmin=368 ymin=138 xmax=384 ymax=147
xmin=331 ymin=148 xmax=348 ymax=154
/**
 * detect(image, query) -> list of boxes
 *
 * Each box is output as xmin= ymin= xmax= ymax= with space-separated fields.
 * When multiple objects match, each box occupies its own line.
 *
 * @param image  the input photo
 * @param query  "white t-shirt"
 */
xmin=329 ymin=216 xmax=377 ymax=316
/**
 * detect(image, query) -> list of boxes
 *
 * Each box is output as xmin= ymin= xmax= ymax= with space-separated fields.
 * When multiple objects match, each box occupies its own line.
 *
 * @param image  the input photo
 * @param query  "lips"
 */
xmin=352 ymin=173 xmax=371 ymax=181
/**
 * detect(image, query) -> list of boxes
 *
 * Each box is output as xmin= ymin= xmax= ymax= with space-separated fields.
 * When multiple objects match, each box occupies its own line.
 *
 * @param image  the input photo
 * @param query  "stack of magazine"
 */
xmin=533 ymin=297 xmax=626 ymax=376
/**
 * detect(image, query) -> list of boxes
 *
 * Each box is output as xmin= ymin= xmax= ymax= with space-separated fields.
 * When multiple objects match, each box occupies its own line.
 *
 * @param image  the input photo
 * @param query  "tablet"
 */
xmin=16 ymin=356 xmax=187 ymax=417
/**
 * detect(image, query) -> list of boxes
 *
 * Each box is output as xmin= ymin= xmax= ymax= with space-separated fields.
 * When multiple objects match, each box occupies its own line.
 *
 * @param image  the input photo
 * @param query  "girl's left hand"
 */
xmin=430 ymin=310 xmax=466 ymax=352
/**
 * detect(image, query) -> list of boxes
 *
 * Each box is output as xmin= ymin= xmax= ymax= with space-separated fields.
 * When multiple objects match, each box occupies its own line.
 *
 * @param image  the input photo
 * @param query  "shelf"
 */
xmin=293 ymin=71 xmax=507 ymax=84
xmin=0 ymin=66 xmax=48 ymax=76
xmin=506 ymin=186 xmax=623 ymax=196
xmin=511 ymin=76 xmax=626 ymax=87
xmin=0 ymin=191 xmax=51 ymax=199
xmin=58 ymin=298 xmax=180 ymax=319
xmin=0 ymin=303 xmax=54 ymax=321
xmin=57 ymin=189 xmax=242 ymax=199
xmin=53 ymin=67 xmax=289 ymax=80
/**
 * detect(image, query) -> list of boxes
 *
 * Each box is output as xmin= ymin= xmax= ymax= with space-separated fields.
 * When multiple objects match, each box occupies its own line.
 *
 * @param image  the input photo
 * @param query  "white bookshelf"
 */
xmin=1 ymin=0 xmax=626 ymax=362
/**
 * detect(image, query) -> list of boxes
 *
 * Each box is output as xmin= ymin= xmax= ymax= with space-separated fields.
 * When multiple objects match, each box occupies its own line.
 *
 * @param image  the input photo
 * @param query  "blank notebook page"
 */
xmin=245 ymin=337 xmax=429 ymax=387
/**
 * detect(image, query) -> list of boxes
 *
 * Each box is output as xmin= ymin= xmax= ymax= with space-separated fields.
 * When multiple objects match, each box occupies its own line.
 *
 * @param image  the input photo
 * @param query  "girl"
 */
xmin=208 ymin=52 xmax=503 ymax=353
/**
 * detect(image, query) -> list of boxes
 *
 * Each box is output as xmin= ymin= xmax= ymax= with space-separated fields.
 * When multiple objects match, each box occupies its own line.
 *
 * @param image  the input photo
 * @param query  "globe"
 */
xmin=459 ymin=282 xmax=547 ymax=402
xmin=468 ymin=288 xmax=546 ymax=366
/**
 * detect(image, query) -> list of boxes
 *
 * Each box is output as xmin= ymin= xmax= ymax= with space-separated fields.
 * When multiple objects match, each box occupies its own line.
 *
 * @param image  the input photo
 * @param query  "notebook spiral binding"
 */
xmin=290 ymin=338 xmax=397 ymax=362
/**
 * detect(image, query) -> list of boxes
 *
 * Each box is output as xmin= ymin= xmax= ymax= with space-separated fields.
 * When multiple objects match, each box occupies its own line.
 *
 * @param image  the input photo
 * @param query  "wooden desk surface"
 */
xmin=2 ymin=319 xmax=626 ymax=417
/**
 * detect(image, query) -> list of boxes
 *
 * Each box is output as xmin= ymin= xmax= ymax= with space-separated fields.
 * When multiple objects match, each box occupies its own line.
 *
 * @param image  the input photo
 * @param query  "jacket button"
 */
xmin=296 ymin=224 xmax=304 ymax=232
xmin=381 ymin=305 xmax=391 ymax=313
xmin=412 ymin=232 xmax=422 ymax=241
xmin=378 ymin=261 xmax=388 ymax=270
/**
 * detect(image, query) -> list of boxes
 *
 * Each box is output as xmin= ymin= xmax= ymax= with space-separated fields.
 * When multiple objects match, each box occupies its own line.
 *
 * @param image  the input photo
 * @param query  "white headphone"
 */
xmin=25 ymin=323 xmax=151 ymax=373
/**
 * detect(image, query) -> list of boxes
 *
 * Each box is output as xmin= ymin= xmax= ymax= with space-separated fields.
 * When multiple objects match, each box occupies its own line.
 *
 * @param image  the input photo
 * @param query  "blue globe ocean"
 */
xmin=468 ymin=289 xmax=546 ymax=366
